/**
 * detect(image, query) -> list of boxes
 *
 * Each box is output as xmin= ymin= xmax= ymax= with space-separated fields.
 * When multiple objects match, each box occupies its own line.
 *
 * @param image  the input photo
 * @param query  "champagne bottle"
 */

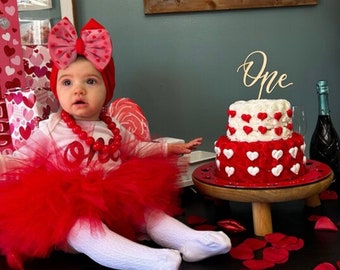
xmin=310 ymin=80 xmax=340 ymax=190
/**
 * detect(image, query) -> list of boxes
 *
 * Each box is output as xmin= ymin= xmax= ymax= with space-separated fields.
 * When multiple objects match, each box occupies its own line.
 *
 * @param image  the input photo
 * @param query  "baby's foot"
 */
xmin=180 ymin=231 xmax=231 ymax=262
xmin=156 ymin=249 xmax=182 ymax=270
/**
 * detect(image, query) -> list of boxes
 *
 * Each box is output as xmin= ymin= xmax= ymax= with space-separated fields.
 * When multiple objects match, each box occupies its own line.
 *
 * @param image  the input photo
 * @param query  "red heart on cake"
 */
xmin=287 ymin=109 xmax=292 ymax=118
xmin=274 ymin=112 xmax=282 ymax=121
xmin=258 ymin=126 xmax=267 ymax=134
xmin=228 ymin=126 xmax=236 ymax=135
xmin=274 ymin=127 xmax=283 ymax=136
xmin=257 ymin=112 xmax=267 ymax=121
xmin=243 ymin=126 xmax=253 ymax=134
xmin=287 ymin=123 xmax=293 ymax=130
xmin=228 ymin=110 xmax=236 ymax=117
xmin=241 ymin=114 xmax=251 ymax=123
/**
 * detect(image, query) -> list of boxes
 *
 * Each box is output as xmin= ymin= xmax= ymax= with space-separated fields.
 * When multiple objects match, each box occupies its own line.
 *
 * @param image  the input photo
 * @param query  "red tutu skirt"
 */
xmin=0 ymin=154 xmax=182 ymax=264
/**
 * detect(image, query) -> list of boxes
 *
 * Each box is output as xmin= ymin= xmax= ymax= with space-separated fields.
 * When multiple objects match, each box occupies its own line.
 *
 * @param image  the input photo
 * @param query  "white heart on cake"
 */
xmin=271 ymin=164 xmax=283 ymax=177
xmin=214 ymin=146 xmax=221 ymax=156
xmin=216 ymin=159 xmax=220 ymax=170
xmin=246 ymin=151 xmax=259 ymax=161
xmin=225 ymin=166 xmax=235 ymax=177
xmin=290 ymin=163 xmax=300 ymax=174
xmin=272 ymin=149 xmax=283 ymax=160
xmin=247 ymin=166 xmax=259 ymax=176
xmin=300 ymin=143 xmax=306 ymax=152
xmin=289 ymin=147 xmax=298 ymax=159
xmin=223 ymin=149 xmax=234 ymax=159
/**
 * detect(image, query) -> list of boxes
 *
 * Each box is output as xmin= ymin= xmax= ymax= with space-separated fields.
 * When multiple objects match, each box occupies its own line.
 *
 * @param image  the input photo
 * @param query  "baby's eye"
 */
xmin=87 ymin=78 xmax=97 ymax=85
xmin=62 ymin=79 xmax=71 ymax=86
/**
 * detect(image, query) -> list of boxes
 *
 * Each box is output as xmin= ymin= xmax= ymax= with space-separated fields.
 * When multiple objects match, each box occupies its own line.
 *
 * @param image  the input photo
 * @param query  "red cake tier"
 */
xmin=215 ymin=132 xmax=306 ymax=183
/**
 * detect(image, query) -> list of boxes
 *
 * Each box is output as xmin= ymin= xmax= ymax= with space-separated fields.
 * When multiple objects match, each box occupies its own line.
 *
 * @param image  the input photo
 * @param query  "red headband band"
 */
xmin=48 ymin=17 xmax=115 ymax=105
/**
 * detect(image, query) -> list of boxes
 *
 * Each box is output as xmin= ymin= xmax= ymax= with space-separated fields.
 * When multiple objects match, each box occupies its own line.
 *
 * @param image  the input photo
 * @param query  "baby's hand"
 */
xmin=168 ymin=137 xmax=203 ymax=155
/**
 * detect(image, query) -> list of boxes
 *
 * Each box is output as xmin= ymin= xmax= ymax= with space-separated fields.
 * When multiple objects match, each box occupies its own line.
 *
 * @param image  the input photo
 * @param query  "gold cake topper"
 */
xmin=237 ymin=50 xmax=293 ymax=99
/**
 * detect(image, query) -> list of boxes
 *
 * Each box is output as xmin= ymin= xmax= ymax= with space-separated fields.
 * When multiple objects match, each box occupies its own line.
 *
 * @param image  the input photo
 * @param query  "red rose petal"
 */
xmin=186 ymin=215 xmax=207 ymax=226
xmin=263 ymin=247 xmax=289 ymax=264
xmin=336 ymin=261 xmax=340 ymax=269
xmin=243 ymin=259 xmax=275 ymax=269
xmin=315 ymin=216 xmax=338 ymax=231
xmin=264 ymin=232 xmax=286 ymax=244
xmin=314 ymin=262 xmax=337 ymax=270
xmin=193 ymin=224 xmax=217 ymax=231
xmin=230 ymin=243 xmax=254 ymax=260
xmin=286 ymin=238 xmax=304 ymax=251
xmin=217 ymin=219 xmax=246 ymax=233
xmin=242 ymin=238 xmax=267 ymax=251
xmin=319 ymin=190 xmax=338 ymax=200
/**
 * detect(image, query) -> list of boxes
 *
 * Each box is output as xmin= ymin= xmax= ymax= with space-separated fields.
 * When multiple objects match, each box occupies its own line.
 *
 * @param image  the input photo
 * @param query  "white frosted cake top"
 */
xmin=226 ymin=99 xmax=293 ymax=142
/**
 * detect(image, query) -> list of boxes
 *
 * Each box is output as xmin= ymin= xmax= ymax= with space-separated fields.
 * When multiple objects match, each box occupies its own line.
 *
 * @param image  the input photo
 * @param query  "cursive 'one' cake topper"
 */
xmin=237 ymin=50 xmax=293 ymax=99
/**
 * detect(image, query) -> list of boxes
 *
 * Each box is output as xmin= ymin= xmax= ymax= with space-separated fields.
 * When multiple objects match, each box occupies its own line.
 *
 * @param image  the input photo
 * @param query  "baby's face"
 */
xmin=56 ymin=57 xmax=106 ymax=121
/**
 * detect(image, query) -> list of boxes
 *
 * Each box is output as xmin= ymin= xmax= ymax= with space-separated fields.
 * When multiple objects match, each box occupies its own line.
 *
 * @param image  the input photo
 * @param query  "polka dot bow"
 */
xmin=48 ymin=17 xmax=112 ymax=71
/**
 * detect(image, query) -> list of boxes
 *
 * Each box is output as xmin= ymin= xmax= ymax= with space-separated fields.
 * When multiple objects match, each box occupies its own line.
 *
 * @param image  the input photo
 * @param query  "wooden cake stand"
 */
xmin=192 ymin=160 xmax=333 ymax=236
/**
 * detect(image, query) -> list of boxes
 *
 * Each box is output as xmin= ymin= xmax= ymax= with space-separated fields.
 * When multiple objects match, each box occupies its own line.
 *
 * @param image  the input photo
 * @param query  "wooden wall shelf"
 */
xmin=144 ymin=0 xmax=318 ymax=15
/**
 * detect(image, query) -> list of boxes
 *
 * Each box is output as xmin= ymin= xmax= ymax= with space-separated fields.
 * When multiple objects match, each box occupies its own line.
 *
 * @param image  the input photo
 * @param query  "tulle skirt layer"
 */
xmin=0 ymin=156 xmax=182 ymax=261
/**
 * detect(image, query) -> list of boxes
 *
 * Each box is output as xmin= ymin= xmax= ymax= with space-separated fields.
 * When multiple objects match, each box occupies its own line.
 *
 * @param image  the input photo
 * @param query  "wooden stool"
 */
xmin=192 ymin=160 xmax=333 ymax=236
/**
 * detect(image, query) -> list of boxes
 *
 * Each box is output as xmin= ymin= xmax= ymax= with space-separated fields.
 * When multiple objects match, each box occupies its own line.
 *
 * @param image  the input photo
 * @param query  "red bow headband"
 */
xmin=48 ymin=17 xmax=115 ymax=105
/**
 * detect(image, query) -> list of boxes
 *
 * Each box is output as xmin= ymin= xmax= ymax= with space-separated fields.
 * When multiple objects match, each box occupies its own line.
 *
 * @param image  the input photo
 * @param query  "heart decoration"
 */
xmin=214 ymin=146 xmax=221 ymax=156
xmin=274 ymin=112 xmax=282 ymax=121
xmin=290 ymin=163 xmax=300 ymax=174
xmin=257 ymin=112 xmax=267 ymax=121
xmin=4 ymin=45 xmax=15 ymax=57
xmin=289 ymin=147 xmax=298 ymax=158
xmin=241 ymin=114 xmax=251 ymax=123
xmin=5 ymin=5 xmax=15 ymax=16
xmin=228 ymin=109 xmax=236 ymax=117
xmin=246 ymin=151 xmax=259 ymax=161
xmin=272 ymin=149 xmax=283 ymax=160
xmin=286 ymin=109 xmax=292 ymax=117
xmin=271 ymin=164 xmax=283 ymax=177
xmin=228 ymin=126 xmax=236 ymax=135
xmin=225 ymin=166 xmax=235 ymax=177
xmin=243 ymin=126 xmax=253 ymax=135
xmin=19 ymin=126 xmax=31 ymax=140
xmin=5 ymin=78 xmax=21 ymax=89
xmin=247 ymin=166 xmax=259 ymax=176
xmin=223 ymin=149 xmax=234 ymax=159
xmin=287 ymin=123 xmax=293 ymax=130
xmin=258 ymin=126 xmax=267 ymax=134
xmin=274 ymin=127 xmax=283 ymax=136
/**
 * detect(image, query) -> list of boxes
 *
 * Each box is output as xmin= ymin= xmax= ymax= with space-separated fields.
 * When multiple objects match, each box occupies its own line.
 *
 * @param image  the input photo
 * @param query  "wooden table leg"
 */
xmin=252 ymin=202 xmax=273 ymax=236
xmin=305 ymin=194 xmax=321 ymax=207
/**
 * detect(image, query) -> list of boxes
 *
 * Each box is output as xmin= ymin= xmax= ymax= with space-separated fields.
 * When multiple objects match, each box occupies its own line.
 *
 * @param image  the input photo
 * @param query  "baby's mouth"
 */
xmin=73 ymin=99 xmax=86 ymax=105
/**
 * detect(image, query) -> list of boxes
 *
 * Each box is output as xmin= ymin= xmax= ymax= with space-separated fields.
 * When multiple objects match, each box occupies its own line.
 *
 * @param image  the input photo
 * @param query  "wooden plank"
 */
xmin=144 ymin=0 xmax=318 ymax=14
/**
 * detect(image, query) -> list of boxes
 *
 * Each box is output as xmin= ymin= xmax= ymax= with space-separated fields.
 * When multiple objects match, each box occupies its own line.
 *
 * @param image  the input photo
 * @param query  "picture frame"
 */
xmin=144 ymin=0 xmax=318 ymax=15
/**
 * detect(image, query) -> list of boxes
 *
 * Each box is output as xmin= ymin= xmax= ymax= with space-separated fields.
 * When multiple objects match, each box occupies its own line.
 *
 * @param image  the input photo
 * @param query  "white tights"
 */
xmin=67 ymin=212 xmax=231 ymax=270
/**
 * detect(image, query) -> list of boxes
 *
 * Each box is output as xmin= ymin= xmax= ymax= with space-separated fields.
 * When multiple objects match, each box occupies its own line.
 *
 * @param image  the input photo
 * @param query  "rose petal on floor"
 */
xmin=263 ymin=247 xmax=289 ymax=264
xmin=243 ymin=259 xmax=275 ymax=269
xmin=314 ymin=216 xmax=338 ymax=231
xmin=319 ymin=190 xmax=338 ymax=200
xmin=229 ymin=243 xmax=254 ymax=260
xmin=242 ymin=238 xmax=267 ymax=251
xmin=264 ymin=232 xmax=287 ymax=244
xmin=271 ymin=236 xmax=304 ymax=251
xmin=314 ymin=262 xmax=337 ymax=270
